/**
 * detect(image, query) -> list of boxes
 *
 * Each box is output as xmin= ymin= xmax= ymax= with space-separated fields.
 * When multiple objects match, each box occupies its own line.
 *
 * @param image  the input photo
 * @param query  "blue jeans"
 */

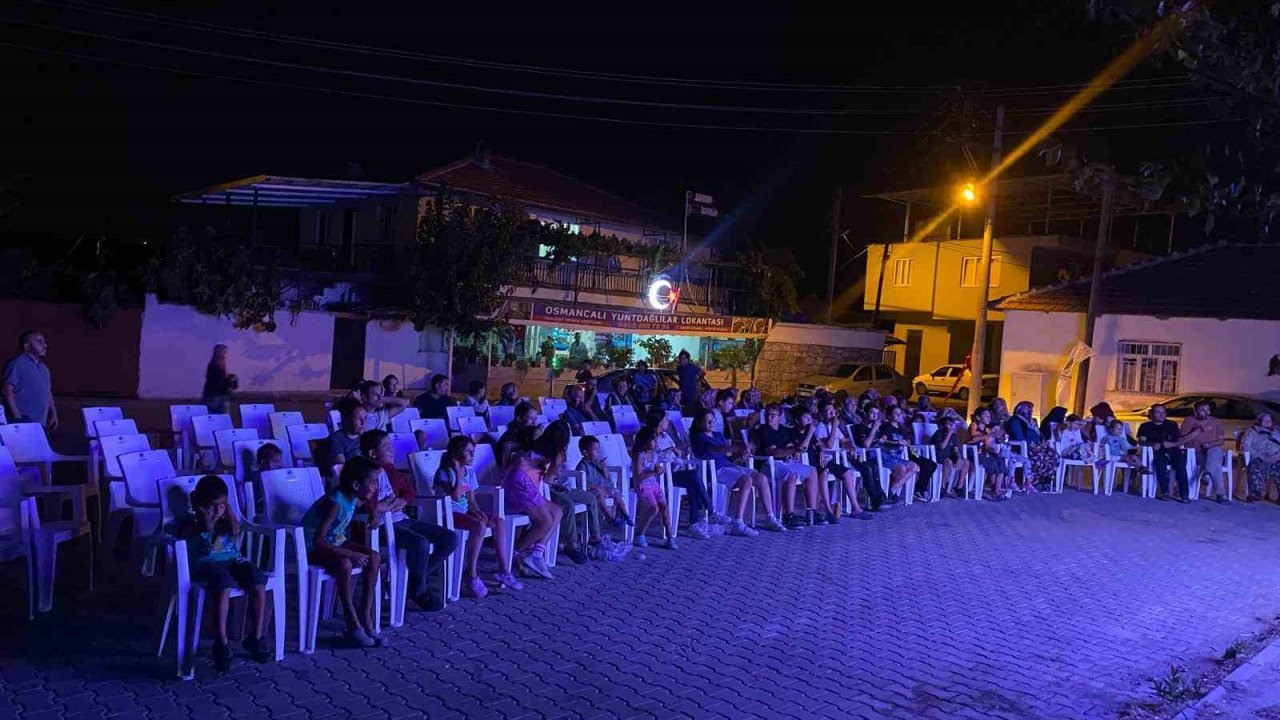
xmin=671 ymin=469 xmax=709 ymax=524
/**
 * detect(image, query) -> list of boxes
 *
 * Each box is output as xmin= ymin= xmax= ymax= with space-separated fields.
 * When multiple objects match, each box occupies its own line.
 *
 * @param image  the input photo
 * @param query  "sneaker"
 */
xmin=412 ymin=592 xmax=445 ymax=612
xmin=688 ymin=521 xmax=711 ymax=540
xmin=565 ymin=546 xmax=590 ymax=565
xmin=612 ymin=515 xmax=629 ymax=529
xmin=884 ymin=494 xmax=902 ymax=506
xmin=242 ymin=635 xmax=271 ymax=664
xmin=527 ymin=550 xmax=555 ymax=580
xmin=727 ymin=519 xmax=759 ymax=538
xmin=762 ymin=516 xmax=788 ymax=532
xmin=847 ymin=510 xmax=874 ymax=521
xmin=662 ymin=537 xmax=679 ymax=550
xmin=495 ymin=572 xmax=524 ymax=591
xmin=212 ymin=641 xmax=233 ymax=673
xmin=516 ymin=552 xmax=544 ymax=579
xmin=783 ymin=513 xmax=807 ymax=530
xmin=370 ymin=631 xmax=388 ymax=648
xmin=709 ymin=512 xmax=734 ymax=525
xmin=634 ymin=535 xmax=649 ymax=548
xmin=823 ymin=512 xmax=838 ymax=524
xmin=813 ymin=512 xmax=830 ymax=526
xmin=466 ymin=576 xmax=488 ymax=598
xmin=344 ymin=627 xmax=376 ymax=648
xmin=1214 ymin=495 xmax=1230 ymax=505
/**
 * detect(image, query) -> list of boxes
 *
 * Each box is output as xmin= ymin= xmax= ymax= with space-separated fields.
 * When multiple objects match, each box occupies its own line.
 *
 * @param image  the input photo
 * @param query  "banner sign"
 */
xmin=1057 ymin=341 xmax=1094 ymax=406
xmin=528 ymin=301 xmax=769 ymax=336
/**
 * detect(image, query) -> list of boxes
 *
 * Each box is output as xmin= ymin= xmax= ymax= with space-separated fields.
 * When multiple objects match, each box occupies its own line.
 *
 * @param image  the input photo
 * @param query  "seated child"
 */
xmin=630 ymin=426 xmax=676 ymax=550
xmin=576 ymin=436 xmax=632 ymax=531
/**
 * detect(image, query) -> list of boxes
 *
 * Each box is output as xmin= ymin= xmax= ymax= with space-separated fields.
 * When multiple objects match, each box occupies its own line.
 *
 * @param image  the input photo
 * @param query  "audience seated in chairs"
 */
xmin=434 ymin=435 xmax=523 ymax=597
xmin=413 ymin=374 xmax=455 ymax=420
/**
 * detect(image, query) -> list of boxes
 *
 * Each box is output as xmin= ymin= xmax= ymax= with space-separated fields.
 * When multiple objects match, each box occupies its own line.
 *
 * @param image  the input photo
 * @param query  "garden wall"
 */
xmin=752 ymin=323 xmax=886 ymax=400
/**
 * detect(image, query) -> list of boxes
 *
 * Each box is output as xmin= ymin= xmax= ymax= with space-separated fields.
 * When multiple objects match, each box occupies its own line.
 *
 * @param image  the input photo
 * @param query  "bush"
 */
xmin=636 ymin=337 xmax=673 ymax=367
xmin=604 ymin=344 xmax=633 ymax=368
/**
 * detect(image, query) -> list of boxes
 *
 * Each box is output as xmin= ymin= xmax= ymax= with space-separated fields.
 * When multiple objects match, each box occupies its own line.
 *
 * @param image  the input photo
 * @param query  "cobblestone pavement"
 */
xmin=3 ymin=491 xmax=1280 ymax=720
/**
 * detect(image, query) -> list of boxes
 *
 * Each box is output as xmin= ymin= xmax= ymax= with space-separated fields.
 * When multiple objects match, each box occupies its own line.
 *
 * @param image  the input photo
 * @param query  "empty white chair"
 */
xmin=389 ymin=408 xmax=421 ymax=434
xmin=267 ymin=412 xmax=305 ymax=447
xmin=388 ymin=433 xmax=418 ymax=471
xmin=0 ymin=423 xmax=99 ymax=541
xmin=286 ymin=423 xmax=331 ymax=467
xmin=94 ymin=418 xmax=138 ymax=439
xmin=238 ymin=403 xmax=276 ymax=439
xmin=119 ymin=449 xmax=178 ymax=574
xmin=1 ymin=446 xmax=93 ymax=613
xmin=539 ymin=398 xmax=568 ymax=423
xmin=83 ymin=407 xmax=125 ymax=438
xmin=155 ymin=474 xmax=286 ymax=678
xmin=169 ymin=405 xmax=209 ymax=470
xmin=488 ymin=405 xmax=516 ymax=429
xmin=580 ymin=421 xmax=612 ymax=436
xmin=0 ymin=447 xmax=39 ymax=619
xmin=409 ymin=418 xmax=449 ymax=451
xmin=610 ymin=406 xmax=642 ymax=436
xmin=189 ymin=414 xmax=234 ymax=470
xmin=456 ymin=415 xmax=489 ymax=441
xmin=445 ymin=405 xmax=476 ymax=433
xmin=327 ymin=410 xmax=341 ymax=433
xmin=213 ymin=428 xmax=259 ymax=471
xmin=99 ymin=433 xmax=153 ymax=548
xmin=258 ymin=466 xmax=380 ymax=653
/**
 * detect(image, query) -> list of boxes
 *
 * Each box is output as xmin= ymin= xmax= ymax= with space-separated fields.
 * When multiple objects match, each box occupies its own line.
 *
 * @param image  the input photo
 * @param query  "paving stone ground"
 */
xmin=3 ymin=490 xmax=1280 ymax=720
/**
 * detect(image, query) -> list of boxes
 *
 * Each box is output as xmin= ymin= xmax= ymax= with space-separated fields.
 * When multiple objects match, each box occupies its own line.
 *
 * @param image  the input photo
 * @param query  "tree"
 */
xmin=1097 ymin=1 xmax=1280 ymax=239
xmin=711 ymin=340 xmax=762 ymax=387
xmin=147 ymin=227 xmax=282 ymax=331
xmin=732 ymin=242 xmax=802 ymax=319
xmin=635 ymin=336 xmax=673 ymax=367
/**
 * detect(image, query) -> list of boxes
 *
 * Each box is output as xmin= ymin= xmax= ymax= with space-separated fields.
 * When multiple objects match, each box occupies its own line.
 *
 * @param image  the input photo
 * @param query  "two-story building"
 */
xmin=861 ymin=174 xmax=1163 ymax=383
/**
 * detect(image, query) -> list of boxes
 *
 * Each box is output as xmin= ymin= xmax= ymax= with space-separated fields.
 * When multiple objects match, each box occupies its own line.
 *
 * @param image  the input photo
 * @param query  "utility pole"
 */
xmin=825 ymin=187 xmax=842 ymax=324
xmin=1073 ymin=173 xmax=1116 ymax=414
xmin=966 ymin=104 xmax=1005 ymax=417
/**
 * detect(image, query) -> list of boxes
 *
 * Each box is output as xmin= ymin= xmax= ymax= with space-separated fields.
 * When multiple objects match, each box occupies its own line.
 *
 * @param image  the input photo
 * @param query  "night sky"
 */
xmin=1 ymin=1 xmax=1215 ymax=288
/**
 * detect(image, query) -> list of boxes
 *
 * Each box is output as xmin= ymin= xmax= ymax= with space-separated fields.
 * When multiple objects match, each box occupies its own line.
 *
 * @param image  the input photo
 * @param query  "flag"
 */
xmin=686 ymin=191 xmax=717 ymax=219
xmin=1057 ymin=341 xmax=1093 ymax=406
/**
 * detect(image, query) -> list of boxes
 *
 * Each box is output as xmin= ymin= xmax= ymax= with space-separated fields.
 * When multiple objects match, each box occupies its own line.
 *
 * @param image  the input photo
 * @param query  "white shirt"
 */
xmin=376 ymin=470 xmax=406 ymax=524
xmin=365 ymin=409 xmax=389 ymax=432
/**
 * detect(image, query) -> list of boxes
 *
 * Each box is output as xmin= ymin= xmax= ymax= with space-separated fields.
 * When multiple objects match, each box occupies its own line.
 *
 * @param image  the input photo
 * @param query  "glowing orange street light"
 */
xmin=959 ymin=182 xmax=977 ymax=204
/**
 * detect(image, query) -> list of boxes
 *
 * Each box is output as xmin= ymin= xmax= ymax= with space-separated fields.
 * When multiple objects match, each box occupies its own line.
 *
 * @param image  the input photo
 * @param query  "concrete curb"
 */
xmin=1175 ymin=635 xmax=1280 ymax=719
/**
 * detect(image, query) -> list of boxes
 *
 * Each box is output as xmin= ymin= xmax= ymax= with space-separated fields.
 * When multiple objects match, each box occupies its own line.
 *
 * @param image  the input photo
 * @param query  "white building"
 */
xmin=992 ymin=243 xmax=1280 ymax=414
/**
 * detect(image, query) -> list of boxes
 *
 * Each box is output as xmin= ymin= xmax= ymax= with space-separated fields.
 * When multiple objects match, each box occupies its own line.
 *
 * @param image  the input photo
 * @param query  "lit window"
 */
xmin=1116 ymin=341 xmax=1180 ymax=395
xmin=892 ymin=258 xmax=913 ymax=287
xmin=961 ymin=256 xmax=1002 ymax=287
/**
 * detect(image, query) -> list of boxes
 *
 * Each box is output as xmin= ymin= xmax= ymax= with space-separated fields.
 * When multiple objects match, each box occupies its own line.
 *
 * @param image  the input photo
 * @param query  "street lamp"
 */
xmin=959 ymin=182 xmax=978 ymax=205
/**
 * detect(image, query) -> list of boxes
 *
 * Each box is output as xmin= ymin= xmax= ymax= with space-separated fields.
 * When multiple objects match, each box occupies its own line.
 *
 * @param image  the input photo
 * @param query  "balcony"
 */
xmin=521 ymin=257 xmax=744 ymax=314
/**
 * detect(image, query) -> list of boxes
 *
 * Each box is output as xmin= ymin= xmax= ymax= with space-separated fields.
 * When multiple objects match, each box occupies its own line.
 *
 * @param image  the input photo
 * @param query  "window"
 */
xmin=1116 ymin=341 xmax=1180 ymax=395
xmin=852 ymin=366 xmax=872 ymax=382
xmin=960 ymin=256 xmax=1002 ymax=287
xmin=315 ymin=211 xmax=330 ymax=245
xmin=874 ymin=366 xmax=893 ymax=380
xmin=891 ymin=258 xmax=913 ymax=287
xmin=377 ymin=203 xmax=399 ymax=242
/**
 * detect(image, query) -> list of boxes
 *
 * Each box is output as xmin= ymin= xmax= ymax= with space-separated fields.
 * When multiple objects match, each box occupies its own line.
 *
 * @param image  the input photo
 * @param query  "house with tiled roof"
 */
xmin=990 ymin=243 xmax=1280 ymax=414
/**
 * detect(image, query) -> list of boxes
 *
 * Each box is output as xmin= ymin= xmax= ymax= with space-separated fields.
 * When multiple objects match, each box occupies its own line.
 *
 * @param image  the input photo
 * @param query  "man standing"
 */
xmin=1138 ymin=404 xmax=1190 ymax=503
xmin=567 ymin=332 xmax=590 ymax=367
xmin=3 ymin=330 xmax=56 ymax=429
xmin=676 ymin=349 xmax=703 ymax=416
xmin=1181 ymin=400 xmax=1228 ymax=503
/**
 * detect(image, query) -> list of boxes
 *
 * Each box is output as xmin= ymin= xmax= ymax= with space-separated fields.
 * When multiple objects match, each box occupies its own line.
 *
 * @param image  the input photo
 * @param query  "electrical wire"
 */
xmin=19 ymin=0 xmax=1194 ymax=96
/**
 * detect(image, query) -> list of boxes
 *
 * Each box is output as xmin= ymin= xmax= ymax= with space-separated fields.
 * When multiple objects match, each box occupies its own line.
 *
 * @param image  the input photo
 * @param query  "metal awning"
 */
xmin=865 ymin=173 xmax=1170 ymax=229
xmin=171 ymin=175 xmax=417 ymax=208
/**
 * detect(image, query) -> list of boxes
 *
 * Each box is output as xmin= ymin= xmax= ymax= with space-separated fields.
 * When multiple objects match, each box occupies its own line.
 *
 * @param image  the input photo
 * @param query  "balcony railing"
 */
xmin=521 ymin=257 xmax=744 ymax=314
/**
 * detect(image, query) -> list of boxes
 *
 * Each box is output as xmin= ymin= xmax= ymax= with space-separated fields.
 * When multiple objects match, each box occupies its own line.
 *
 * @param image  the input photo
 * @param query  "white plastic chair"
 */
xmin=389 ymin=408 xmax=421 ymax=434
xmin=610 ymin=406 xmax=642 ymax=436
xmin=488 ymin=405 xmax=516 ymax=429
xmin=214 ymin=428 xmax=259 ymax=471
xmin=360 ymin=470 xmax=410 ymax=627
xmin=2 ymin=446 xmax=93 ymax=613
xmin=409 ymin=418 xmax=449 ymax=451
xmin=169 ymin=405 xmax=209 ymax=471
xmin=457 ymin=449 xmax=534 ymax=576
xmin=190 ymin=414 xmax=234 ymax=470
xmin=93 ymin=418 xmax=138 ymax=440
xmin=231 ymin=439 xmax=291 ymax=517
xmin=0 ymin=450 xmax=38 ymax=619
xmin=1187 ymin=447 xmax=1235 ymax=502
xmin=82 ymin=407 xmax=124 ymax=438
xmin=286 ymin=423 xmax=331 ymax=467
xmin=598 ymin=433 xmax=645 ymax=543
xmin=538 ymin=398 xmax=567 ymax=423
xmin=268 ymin=411 xmax=306 ymax=446
xmin=155 ymin=474 xmax=286 ymax=678
xmin=119 ymin=450 xmax=178 ymax=575
xmin=455 ymin=415 xmax=490 ymax=442
xmin=99 ymin=433 xmax=153 ymax=549
xmin=444 ymin=406 xmax=475 ymax=433
xmin=1055 ymin=436 xmax=1099 ymax=494
xmin=407 ymin=450 xmax=477 ymax=604
xmin=238 ymin=403 xmax=276 ymax=439
xmin=580 ymin=421 xmax=612 ymax=437
xmin=258 ymin=466 xmax=380 ymax=654
xmin=327 ymin=410 xmax=341 ymax=433
xmin=0 ymin=423 xmax=99 ymax=542
xmin=388 ymin=433 xmax=418 ymax=471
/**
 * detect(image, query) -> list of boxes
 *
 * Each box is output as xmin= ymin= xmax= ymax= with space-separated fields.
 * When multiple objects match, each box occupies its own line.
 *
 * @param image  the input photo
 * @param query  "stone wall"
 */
xmin=753 ymin=342 xmax=883 ymax=401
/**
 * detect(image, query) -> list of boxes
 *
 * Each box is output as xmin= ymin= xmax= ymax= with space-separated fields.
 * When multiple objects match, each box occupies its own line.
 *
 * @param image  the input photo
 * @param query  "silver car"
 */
xmin=796 ymin=362 xmax=911 ymax=399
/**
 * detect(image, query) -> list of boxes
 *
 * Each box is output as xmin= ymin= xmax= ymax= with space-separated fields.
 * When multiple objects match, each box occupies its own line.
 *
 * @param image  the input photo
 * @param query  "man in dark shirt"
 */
xmin=413 ymin=374 xmax=455 ymax=420
xmin=676 ymin=350 xmax=703 ymax=416
xmin=851 ymin=407 xmax=891 ymax=509
xmin=751 ymin=404 xmax=818 ymax=528
xmin=323 ymin=397 xmax=366 ymax=477
xmin=1137 ymin=404 xmax=1190 ymax=502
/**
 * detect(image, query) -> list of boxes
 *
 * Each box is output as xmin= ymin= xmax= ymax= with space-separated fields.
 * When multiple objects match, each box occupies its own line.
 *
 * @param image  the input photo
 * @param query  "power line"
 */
xmin=0 ymin=17 xmax=946 ymax=116
xmin=0 ymin=41 xmax=931 ymax=135
xmin=19 ymin=0 xmax=1195 ymax=97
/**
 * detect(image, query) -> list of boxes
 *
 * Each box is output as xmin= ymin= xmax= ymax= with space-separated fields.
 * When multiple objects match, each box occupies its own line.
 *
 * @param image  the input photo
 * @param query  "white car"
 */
xmin=912 ymin=364 xmax=999 ymax=401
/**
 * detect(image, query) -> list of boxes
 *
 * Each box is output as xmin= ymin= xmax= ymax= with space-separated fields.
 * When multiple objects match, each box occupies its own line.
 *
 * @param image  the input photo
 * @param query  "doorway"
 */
xmin=904 ymin=329 xmax=923 ymax=380
xmin=330 ymin=317 xmax=367 ymax=390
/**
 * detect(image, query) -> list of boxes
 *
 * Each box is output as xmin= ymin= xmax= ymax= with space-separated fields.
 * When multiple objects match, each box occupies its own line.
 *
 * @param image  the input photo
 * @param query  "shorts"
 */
xmin=823 ymin=462 xmax=851 ymax=477
xmin=193 ymin=558 xmax=264 ymax=591
xmin=715 ymin=464 xmax=754 ymax=486
xmin=503 ymin=469 xmax=547 ymax=513
xmin=771 ymin=460 xmax=810 ymax=482
xmin=637 ymin=483 xmax=665 ymax=509
xmin=879 ymin=452 xmax=909 ymax=473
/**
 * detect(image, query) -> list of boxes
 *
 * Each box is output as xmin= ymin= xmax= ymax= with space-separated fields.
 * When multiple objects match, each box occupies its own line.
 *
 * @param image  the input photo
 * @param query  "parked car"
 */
xmin=796 ymin=362 xmax=911 ymax=399
xmin=912 ymin=364 xmax=999 ymax=401
xmin=593 ymin=368 xmax=711 ymax=400
xmin=1113 ymin=393 xmax=1280 ymax=444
